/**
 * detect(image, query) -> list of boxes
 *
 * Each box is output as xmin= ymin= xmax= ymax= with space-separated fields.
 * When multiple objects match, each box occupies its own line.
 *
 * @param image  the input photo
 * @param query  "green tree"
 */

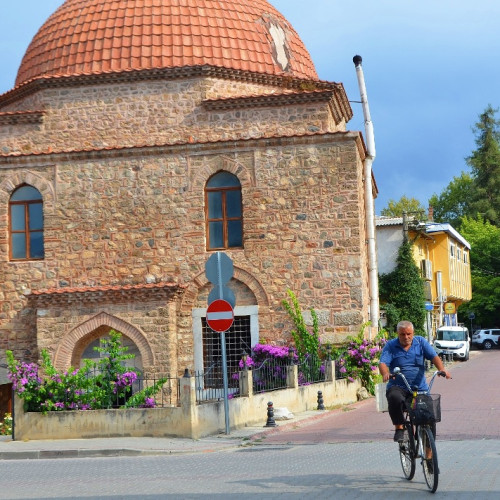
xmin=467 ymin=105 xmax=500 ymax=225
xmin=379 ymin=240 xmax=426 ymax=335
xmin=281 ymin=289 xmax=319 ymax=364
xmin=428 ymin=172 xmax=475 ymax=228
xmin=93 ymin=330 xmax=137 ymax=408
xmin=380 ymin=195 xmax=426 ymax=218
xmin=457 ymin=216 xmax=500 ymax=327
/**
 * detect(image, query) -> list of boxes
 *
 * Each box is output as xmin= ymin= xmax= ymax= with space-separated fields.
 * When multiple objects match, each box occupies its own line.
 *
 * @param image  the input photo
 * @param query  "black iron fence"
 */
xmin=194 ymin=355 xmax=338 ymax=402
xmin=252 ymin=357 xmax=289 ymax=394
xmin=129 ymin=376 xmax=180 ymax=408
xmin=297 ymin=355 xmax=326 ymax=385
xmin=49 ymin=375 xmax=180 ymax=410
xmin=195 ymin=369 xmax=240 ymax=403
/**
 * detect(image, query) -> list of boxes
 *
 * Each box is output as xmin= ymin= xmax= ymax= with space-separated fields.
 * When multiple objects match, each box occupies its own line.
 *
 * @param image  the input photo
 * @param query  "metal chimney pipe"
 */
xmin=353 ymin=55 xmax=379 ymax=334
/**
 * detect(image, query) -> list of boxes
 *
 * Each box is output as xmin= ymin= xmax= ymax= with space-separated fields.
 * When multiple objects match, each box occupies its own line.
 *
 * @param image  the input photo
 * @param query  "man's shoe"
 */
xmin=426 ymin=459 xmax=433 ymax=474
xmin=394 ymin=429 xmax=405 ymax=442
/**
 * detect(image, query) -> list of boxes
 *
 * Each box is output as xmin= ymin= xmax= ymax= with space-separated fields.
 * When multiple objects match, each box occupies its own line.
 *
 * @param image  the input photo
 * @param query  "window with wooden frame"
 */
xmin=205 ymin=171 xmax=243 ymax=250
xmin=9 ymin=184 xmax=44 ymax=260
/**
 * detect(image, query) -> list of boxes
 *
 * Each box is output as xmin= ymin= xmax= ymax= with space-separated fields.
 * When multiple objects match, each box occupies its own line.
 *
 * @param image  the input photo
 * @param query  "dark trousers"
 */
xmin=386 ymin=386 xmax=437 ymax=438
xmin=386 ymin=385 xmax=410 ymax=426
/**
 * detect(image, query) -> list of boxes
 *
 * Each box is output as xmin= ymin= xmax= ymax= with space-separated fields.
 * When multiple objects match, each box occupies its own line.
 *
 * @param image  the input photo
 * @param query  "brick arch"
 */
xmin=0 ymin=170 xmax=56 ymax=214
xmin=53 ymin=312 xmax=155 ymax=370
xmin=191 ymin=155 xmax=254 ymax=191
xmin=181 ymin=265 xmax=269 ymax=312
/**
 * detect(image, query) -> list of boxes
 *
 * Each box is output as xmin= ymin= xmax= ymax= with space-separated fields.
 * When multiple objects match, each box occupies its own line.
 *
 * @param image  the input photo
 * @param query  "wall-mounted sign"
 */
xmin=444 ymin=302 xmax=456 ymax=314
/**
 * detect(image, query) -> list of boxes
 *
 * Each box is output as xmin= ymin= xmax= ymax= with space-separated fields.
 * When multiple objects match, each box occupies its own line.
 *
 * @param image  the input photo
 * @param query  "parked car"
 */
xmin=472 ymin=329 xmax=500 ymax=350
xmin=433 ymin=325 xmax=470 ymax=361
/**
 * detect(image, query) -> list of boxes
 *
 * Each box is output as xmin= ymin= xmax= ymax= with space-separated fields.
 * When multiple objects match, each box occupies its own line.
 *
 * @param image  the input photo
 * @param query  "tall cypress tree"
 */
xmin=379 ymin=241 xmax=426 ymax=335
xmin=467 ymin=105 xmax=500 ymax=226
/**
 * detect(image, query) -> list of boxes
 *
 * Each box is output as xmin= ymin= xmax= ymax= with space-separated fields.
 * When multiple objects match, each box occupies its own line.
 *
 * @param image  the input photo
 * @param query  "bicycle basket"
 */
xmin=405 ymin=394 xmax=441 ymax=424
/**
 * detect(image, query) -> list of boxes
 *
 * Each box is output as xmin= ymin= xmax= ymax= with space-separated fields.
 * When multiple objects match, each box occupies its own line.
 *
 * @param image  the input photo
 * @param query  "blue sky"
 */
xmin=1 ymin=1 xmax=499 ymax=215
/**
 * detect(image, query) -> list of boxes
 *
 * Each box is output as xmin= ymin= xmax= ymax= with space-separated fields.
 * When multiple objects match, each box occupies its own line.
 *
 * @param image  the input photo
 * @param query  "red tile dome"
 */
xmin=15 ymin=0 xmax=318 ymax=87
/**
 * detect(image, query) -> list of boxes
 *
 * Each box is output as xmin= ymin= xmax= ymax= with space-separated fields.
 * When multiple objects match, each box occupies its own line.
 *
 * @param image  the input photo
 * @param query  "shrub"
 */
xmin=281 ymin=289 xmax=319 ymax=365
xmin=6 ymin=330 xmax=163 ymax=412
xmin=336 ymin=325 xmax=386 ymax=395
xmin=0 ymin=413 xmax=12 ymax=435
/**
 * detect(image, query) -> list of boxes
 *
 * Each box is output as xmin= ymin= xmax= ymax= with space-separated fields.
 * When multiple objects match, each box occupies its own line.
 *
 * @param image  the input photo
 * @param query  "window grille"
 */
xmin=201 ymin=315 xmax=251 ymax=388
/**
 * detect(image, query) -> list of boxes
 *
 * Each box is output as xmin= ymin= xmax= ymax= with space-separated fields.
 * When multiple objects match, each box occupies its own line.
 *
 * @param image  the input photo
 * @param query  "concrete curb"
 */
xmin=0 ymin=406 xmax=351 ymax=460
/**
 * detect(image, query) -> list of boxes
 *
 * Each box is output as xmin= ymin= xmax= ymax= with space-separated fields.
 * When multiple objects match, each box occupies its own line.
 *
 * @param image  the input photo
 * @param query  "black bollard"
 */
xmin=264 ymin=401 xmax=277 ymax=427
xmin=317 ymin=390 xmax=325 ymax=410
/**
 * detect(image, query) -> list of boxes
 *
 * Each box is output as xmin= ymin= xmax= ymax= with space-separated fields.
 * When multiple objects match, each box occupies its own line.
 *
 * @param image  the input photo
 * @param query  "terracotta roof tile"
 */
xmin=15 ymin=0 xmax=317 ymax=88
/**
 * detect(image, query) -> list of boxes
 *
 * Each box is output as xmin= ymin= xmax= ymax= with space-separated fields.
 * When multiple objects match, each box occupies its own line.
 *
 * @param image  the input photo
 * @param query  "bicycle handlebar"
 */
xmin=391 ymin=368 xmax=446 ymax=393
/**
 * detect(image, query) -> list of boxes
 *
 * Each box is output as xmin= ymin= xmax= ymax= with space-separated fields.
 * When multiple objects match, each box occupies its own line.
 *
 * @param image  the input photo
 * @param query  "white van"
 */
xmin=433 ymin=325 xmax=470 ymax=361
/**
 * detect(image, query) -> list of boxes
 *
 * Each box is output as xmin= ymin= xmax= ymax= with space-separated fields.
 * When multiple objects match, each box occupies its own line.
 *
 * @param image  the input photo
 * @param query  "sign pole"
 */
xmin=205 ymin=252 xmax=235 ymax=436
xmin=206 ymin=298 xmax=234 ymax=435
xmin=220 ymin=330 xmax=230 ymax=434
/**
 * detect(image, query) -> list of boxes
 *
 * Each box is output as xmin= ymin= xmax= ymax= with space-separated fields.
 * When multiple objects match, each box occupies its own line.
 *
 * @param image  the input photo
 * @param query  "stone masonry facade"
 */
xmin=0 ymin=68 xmax=371 ymax=377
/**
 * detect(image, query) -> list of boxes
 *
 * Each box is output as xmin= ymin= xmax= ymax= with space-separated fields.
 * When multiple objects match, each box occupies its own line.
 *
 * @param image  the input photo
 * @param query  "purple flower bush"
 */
xmin=242 ymin=344 xmax=299 ymax=392
xmin=336 ymin=330 xmax=386 ymax=395
xmin=114 ymin=371 xmax=138 ymax=393
xmin=6 ymin=331 xmax=166 ymax=412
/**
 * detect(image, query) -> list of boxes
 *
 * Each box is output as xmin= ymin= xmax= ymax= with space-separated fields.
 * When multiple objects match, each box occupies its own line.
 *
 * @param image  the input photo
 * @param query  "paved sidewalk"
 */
xmin=0 ymin=407 xmax=337 ymax=460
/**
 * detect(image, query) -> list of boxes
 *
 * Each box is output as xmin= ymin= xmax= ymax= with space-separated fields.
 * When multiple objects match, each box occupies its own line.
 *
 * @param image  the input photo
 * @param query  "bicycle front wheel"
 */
xmin=399 ymin=423 xmax=416 ymax=480
xmin=421 ymin=425 xmax=439 ymax=493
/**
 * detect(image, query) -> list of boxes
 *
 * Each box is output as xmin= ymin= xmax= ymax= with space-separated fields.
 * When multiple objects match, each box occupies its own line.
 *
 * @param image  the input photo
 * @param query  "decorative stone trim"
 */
xmin=0 ymin=130 xmax=364 ymax=163
xmin=0 ymin=170 xmax=56 ymax=213
xmin=53 ymin=311 xmax=155 ymax=371
xmin=202 ymin=89 xmax=335 ymax=110
xmin=0 ymin=111 xmax=44 ymax=125
xmin=0 ymin=65 xmax=347 ymax=110
xmin=28 ymin=282 xmax=186 ymax=308
xmin=180 ymin=265 xmax=269 ymax=313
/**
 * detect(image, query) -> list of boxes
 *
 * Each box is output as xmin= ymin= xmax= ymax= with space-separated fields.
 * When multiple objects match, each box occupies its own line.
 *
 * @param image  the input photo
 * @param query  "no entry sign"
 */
xmin=206 ymin=299 xmax=234 ymax=332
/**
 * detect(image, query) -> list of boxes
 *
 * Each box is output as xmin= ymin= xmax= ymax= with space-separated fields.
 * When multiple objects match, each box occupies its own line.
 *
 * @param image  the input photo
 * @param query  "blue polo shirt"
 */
xmin=380 ymin=336 xmax=437 ymax=391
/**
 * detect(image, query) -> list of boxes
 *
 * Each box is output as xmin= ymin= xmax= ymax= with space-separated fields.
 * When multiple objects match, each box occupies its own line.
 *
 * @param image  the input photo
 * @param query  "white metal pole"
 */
xmin=353 ymin=55 xmax=379 ymax=335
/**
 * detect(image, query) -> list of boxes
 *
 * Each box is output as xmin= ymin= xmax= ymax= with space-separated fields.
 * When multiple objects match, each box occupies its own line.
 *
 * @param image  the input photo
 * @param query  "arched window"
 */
xmin=205 ymin=172 xmax=243 ymax=250
xmin=9 ymin=184 xmax=44 ymax=260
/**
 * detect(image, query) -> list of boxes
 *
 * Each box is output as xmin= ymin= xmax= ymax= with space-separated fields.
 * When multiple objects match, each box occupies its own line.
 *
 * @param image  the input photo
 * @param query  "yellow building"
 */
xmin=376 ymin=217 xmax=472 ymax=336
xmin=415 ymin=222 xmax=472 ymax=331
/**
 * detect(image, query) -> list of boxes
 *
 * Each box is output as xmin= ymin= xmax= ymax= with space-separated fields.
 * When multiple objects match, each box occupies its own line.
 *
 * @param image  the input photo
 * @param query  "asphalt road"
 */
xmin=1 ymin=349 xmax=499 ymax=499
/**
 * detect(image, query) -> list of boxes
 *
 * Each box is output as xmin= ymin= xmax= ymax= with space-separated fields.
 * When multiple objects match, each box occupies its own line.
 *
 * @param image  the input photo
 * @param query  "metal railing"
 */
xmin=252 ymin=357 xmax=289 ymax=394
xmin=195 ymin=369 xmax=240 ymax=403
xmin=128 ymin=376 xmax=180 ymax=408
xmin=45 ymin=375 xmax=180 ymax=410
xmin=297 ymin=354 xmax=326 ymax=385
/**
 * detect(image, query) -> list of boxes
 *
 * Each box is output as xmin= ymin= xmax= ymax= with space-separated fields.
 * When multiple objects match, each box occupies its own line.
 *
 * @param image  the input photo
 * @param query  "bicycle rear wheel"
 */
xmin=399 ymin=422 xmax=416 ymax=480
xmin=421 ymin=425 xmax=439 ymax=493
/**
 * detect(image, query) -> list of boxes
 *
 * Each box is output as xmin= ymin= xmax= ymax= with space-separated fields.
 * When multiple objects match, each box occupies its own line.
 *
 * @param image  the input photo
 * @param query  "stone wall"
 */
xmin=0 ymin=133 xmax=369 ymax=366
xmin=0 ymin=71 xmax=371 ymax=370
xmin=0 ymin=77 xmax=344 ymax=156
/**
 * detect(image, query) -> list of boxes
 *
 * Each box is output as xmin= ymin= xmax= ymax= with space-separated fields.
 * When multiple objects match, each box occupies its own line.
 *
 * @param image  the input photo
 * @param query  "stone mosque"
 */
xmin=0 ymin=0 xmax=378 ymax=384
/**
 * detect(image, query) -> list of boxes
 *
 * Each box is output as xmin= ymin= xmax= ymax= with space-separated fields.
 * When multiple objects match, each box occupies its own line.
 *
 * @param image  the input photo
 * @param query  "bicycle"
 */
xmin=392 ymin=367 xmax=445 ymax=493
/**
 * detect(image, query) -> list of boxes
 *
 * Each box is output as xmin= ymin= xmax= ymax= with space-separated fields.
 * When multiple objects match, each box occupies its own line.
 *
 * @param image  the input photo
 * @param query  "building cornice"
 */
xmin=0 ymin=130 xmax=363 ymax=166
xmin=27 ymin=282 xmax=186 ymax=308
xmin=0 ymin=65 xmax=351 ymax=120
xmin=0 ymin=110 xmax=44 ymax=125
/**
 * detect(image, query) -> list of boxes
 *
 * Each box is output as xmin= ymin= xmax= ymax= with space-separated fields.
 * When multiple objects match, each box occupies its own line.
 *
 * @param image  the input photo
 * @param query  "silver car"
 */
xmin=472 ymin=329 xmax=500 ymax=350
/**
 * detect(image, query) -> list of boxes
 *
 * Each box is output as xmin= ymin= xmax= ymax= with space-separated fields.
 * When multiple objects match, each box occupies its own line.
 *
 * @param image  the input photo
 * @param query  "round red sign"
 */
xmin=206 ymin=299 xmax=234 ymax=332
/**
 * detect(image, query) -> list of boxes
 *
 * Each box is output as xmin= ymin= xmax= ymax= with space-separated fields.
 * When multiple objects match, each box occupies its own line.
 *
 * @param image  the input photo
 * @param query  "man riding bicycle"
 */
xmin=378 ymin=320 xmax=452 ymax=442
